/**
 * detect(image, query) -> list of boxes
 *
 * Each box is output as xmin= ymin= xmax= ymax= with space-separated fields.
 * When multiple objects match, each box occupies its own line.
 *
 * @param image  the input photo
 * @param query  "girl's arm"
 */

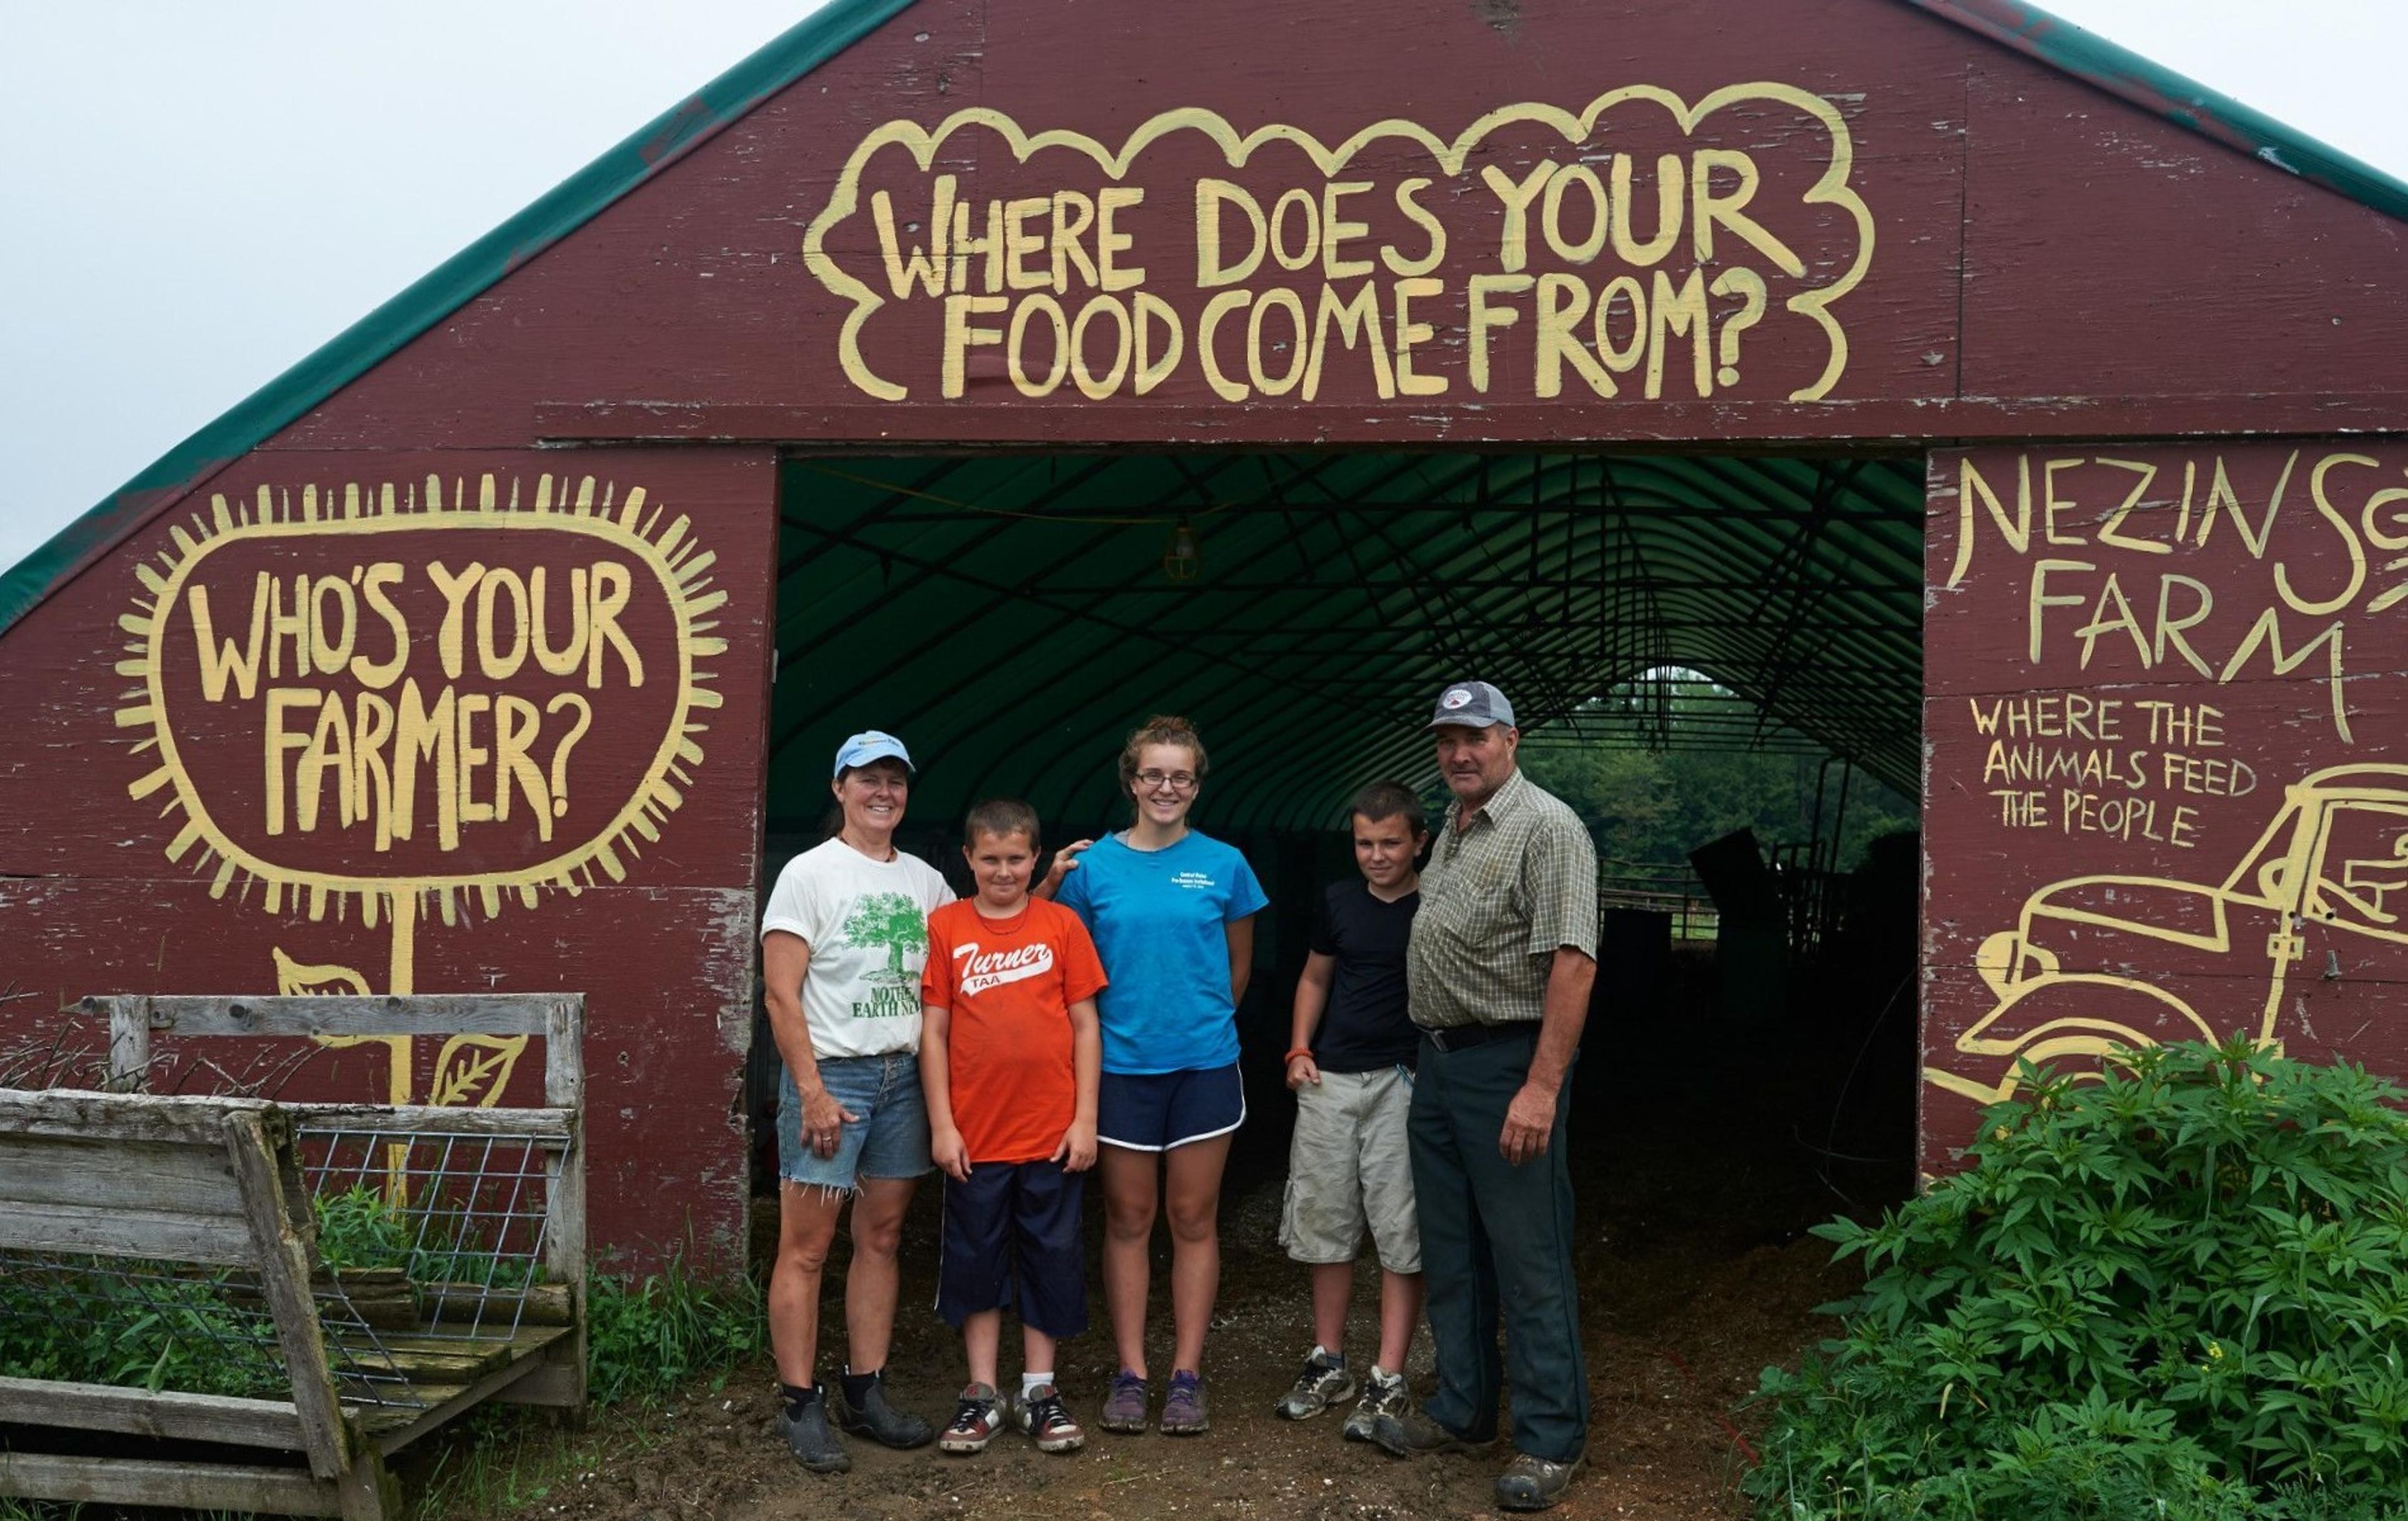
xmin=1226 ymin=913 xmax=1257 ymax=1007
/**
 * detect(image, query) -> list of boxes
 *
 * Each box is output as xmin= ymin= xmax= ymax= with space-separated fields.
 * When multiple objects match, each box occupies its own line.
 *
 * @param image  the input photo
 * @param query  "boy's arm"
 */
xmin=1055 ymin=995 xmax=1102 ymax=1172
xmin=920 ymin=1002 xmax=971 ymax=1181
xmin=1286 ymin=951 xmax=1336 ymax=1089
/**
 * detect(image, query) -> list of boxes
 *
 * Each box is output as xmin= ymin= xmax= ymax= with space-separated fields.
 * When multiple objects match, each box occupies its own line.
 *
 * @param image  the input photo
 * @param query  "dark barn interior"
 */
xmin=750 ymin=447 xmax=1929 ymax=1258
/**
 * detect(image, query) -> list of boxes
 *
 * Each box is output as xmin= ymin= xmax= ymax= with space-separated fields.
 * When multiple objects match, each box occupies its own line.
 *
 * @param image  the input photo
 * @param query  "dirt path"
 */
xmin=448 ymin=981 xmax=1908 ymax=1521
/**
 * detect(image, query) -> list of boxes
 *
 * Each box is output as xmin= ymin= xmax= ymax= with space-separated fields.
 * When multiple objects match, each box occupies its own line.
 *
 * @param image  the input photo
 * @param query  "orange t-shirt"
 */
xmin=921 ymin=898 xmax=1109 ymax=1164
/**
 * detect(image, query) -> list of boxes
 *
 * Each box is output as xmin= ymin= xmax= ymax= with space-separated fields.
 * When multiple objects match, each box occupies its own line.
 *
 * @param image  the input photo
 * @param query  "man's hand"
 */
xmin=1285 ymin=1052 xmax=1322 ymax=1090
xmin=1498 ymin=1078 xmax=1558 ymax=1165
xmin=931 ymin=1124 xmax=972 ymax=1182
xmin=1053 ymin=1119 xmax=1098 ymax=1173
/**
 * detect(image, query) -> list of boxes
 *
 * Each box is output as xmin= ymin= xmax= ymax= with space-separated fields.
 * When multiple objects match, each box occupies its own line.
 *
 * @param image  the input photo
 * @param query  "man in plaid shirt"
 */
xmin=1370 ymin=681 xmax=1598 ymax=1513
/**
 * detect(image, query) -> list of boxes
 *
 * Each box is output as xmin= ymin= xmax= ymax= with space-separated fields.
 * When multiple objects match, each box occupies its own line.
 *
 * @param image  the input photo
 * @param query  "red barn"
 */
xmin=5 ymin=0 xmax=2405 ymax=1259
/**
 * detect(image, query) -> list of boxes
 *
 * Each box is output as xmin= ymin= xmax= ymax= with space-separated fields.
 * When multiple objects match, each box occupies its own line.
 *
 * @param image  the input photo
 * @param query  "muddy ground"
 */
xmin=401 ymin=953 xmax=1918 ymax=1521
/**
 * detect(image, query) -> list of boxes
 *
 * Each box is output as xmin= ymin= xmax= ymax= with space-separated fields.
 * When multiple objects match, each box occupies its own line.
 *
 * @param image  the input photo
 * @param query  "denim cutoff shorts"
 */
xmin=777 ymin=1051 xmax=932 ymax=1191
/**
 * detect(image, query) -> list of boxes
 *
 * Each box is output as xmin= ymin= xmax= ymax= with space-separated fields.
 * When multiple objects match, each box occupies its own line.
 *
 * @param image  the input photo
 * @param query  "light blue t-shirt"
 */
xmin=1055 ymin=830 xmax=1270 ymax=1074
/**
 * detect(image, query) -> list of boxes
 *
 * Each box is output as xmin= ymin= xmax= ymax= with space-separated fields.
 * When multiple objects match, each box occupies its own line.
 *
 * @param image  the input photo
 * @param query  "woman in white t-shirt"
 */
xmin=759 ymin=730 xmax=954 ymax=1474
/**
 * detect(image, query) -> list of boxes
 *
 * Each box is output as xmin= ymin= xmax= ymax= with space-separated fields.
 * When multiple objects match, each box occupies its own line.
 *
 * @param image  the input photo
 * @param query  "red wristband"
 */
xmin=1284 ymin=1047 xmax=1314 ymax=1063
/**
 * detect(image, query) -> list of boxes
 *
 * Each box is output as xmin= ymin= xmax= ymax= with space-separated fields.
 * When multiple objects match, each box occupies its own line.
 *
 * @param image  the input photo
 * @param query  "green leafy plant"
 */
xmin=583 ymin=1251 xmax=764 ymax=1406
xmin=1747 ymin=1035 xmax=2408 ymax=1520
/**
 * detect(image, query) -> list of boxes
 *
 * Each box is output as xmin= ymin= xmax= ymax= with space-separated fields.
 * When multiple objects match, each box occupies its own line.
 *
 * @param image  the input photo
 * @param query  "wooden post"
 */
xmin=535 ymin=995 xmax=589 ymax=1414
xmin=223 ymin=1110 xmax=354 ymax=1490
xmin=104 ymin=995 xmax=150 ymax=1093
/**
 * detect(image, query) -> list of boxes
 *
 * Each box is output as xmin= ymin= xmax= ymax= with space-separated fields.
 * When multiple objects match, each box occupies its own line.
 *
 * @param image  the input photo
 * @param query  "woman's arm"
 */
xmin=764 ymin=930 xmax=854 ymax=1158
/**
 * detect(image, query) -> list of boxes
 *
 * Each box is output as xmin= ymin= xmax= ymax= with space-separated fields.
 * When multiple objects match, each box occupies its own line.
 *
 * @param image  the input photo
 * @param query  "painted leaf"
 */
xmin=430 ymin=1034 xmax=529 ymax=1108
xmin=273 ymin=946 xmax=371 ymax=997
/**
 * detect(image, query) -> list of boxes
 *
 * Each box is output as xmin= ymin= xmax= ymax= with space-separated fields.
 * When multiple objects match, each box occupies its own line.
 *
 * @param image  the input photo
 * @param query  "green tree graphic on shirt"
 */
xmin=842 ymin=893 xmax=927 ymax=981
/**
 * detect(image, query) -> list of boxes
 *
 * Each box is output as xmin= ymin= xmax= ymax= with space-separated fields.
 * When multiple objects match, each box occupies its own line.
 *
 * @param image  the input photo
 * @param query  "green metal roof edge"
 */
xmin=1905 ymin=0 xmax=2408 ymax=225
xmin=0 ymin=0 xmax=918 ymax=641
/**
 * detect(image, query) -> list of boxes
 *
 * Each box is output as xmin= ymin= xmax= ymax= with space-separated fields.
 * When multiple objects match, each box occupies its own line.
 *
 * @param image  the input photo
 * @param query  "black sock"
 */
xmin=840 ymin=1368 xmax=880 ymax=1408
xmin=781 ymin=1382 xmax=818 ymax=1416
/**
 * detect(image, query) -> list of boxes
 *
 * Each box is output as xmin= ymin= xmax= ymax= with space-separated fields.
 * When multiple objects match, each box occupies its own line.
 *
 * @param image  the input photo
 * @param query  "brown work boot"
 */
xmin=1369 ymin=1404 xmax=1494 ymax=1458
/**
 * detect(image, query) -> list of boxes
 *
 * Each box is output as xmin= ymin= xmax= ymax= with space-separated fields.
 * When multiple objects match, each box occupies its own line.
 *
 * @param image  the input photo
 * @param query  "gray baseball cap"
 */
xmin=1426 ymin=681 xmax=1516 ymax=730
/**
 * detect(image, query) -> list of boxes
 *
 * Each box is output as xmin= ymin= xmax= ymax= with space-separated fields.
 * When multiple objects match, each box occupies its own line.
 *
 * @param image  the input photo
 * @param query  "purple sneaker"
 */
xmin=1160 ymin=1369 xmax=1209 ymax=1435
xmin=1099 ymin=1369 xmax=1150 ymax=1434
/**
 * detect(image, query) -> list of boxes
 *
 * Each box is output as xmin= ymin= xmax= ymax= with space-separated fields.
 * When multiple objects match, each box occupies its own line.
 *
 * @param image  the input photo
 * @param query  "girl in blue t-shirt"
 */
xmin=1044 ymin=716 xmax=1267 ymax=1438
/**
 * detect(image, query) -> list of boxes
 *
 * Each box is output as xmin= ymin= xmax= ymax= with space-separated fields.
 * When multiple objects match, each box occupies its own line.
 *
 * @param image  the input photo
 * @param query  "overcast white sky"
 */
xmin=2 ymin=1 xmax=2400 ymax=575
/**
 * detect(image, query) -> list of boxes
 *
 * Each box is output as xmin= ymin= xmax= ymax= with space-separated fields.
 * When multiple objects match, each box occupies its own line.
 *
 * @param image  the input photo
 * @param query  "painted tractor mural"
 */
xmin=1927 ymin=765 xmax=2408 ymax=1106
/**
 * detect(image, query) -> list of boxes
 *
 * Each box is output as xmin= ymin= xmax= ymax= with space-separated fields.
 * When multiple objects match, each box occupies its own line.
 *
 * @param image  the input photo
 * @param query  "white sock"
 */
xmin=1368 ymin=1364 xmax=1395 ymax=1384
xmin=1314 ymin=1344 xmax=1344 ymax=1365
xmin=1021 ymin=1370 xmax=1054 ymax=1400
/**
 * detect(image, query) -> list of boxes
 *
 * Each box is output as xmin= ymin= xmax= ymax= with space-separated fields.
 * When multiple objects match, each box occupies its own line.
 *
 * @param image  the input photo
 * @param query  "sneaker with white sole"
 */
xmin=1015 ymin=1383 xmax=1087 ymax=1453
xmin=938 ymin=1383 xmax=1004 ymax=1454
xmin=1344 ymin=1367 xmax=1410 ymax=1442
xmin=1274 ymin=1347 xmax=1358 ymax=1420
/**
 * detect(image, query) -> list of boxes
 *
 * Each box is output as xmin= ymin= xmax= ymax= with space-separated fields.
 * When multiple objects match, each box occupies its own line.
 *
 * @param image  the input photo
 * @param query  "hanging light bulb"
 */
xmin=1162 ymin=517 xmax=1201 ymax=582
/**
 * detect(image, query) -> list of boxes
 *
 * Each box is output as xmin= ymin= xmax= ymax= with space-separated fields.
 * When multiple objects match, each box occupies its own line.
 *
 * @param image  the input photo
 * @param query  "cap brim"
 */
xmin=833 ymin=743 xmax=915 ymax=776
xmin=1425 ymin=714 xmax=1505 ymax=731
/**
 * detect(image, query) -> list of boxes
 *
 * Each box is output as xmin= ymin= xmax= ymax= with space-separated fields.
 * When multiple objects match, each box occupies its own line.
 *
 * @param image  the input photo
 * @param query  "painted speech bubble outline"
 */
xmin=116 ymin=472 xmax=726 ymax=926
xmin=801 ymin=85 xmax=1875 ymax=404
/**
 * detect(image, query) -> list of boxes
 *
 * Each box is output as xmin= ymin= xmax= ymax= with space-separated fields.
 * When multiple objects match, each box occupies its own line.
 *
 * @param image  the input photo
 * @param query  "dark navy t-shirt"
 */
xmin=1308 ymin=879 xmax=1420 ymax=1072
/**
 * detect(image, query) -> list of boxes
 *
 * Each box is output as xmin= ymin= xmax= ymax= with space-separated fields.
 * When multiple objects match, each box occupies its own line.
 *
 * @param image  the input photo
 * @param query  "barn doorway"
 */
xmin=752 ymin=446 xmax=1925 ymax=1247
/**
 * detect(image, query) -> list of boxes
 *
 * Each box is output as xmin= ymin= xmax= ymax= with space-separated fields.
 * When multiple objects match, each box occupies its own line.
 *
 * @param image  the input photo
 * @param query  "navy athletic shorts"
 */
xmin=936 ymin=1158 xmax=1088 ymax=1339
xmin=1096 ymin=1062 xmax=1245 ymax=1152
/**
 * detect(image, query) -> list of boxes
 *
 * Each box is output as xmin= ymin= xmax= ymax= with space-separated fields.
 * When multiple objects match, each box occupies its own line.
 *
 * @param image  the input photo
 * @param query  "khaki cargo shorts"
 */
xmin=1279 ymin=1064 xmax=1420 ymax=1274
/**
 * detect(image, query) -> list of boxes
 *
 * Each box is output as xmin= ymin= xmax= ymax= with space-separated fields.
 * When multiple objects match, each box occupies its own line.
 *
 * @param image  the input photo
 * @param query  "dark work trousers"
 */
xmin=1407 ymin=1029 xmax=1588 ymax=1462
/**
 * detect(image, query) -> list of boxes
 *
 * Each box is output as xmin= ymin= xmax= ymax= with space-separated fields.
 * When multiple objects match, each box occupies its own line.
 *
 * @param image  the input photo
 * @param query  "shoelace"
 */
xmin=1289 ymin=1358 xmax=1339 ymax=1393
xmin=948 ymin=1397 xmax=996 ymax=1433
xmin=1024 ymin=1391 xmax=1071 ymax=1431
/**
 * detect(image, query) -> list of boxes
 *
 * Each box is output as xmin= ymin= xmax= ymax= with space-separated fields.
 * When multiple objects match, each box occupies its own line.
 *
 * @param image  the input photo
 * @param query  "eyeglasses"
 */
xmin=1135 ymin=770 xmax=1198 ymax=793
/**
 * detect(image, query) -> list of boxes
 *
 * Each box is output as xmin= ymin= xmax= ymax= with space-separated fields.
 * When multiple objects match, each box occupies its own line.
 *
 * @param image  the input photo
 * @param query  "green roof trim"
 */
xmin=1903 ymin=0 xmax=2408 ymax=226
xmin=0 ymin=0 xmax=918 ymax=640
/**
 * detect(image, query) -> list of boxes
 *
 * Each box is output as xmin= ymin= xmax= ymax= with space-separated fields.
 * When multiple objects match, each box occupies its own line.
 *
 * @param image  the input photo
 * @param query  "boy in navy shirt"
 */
xmin=1274 ymin=781 xmax=1428 ymax=1439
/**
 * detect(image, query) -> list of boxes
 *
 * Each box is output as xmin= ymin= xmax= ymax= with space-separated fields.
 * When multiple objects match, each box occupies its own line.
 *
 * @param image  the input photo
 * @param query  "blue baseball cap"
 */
xmin=833 ymin=729 xmax=914 ymax=778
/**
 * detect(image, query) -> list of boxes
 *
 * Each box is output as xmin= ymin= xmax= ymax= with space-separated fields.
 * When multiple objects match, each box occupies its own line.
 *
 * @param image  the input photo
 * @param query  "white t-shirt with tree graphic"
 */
xmin=761 ymin=838 xmax=955 ymax=1059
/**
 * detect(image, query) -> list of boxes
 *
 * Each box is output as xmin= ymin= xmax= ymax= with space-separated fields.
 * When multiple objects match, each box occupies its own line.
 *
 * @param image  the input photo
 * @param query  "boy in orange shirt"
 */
xmin=921 ymin=798 xmax=1107 ymax=1455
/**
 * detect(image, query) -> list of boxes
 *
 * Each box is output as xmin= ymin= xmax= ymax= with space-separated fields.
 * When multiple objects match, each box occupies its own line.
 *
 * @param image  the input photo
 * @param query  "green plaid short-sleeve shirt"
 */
xmin=1406 ymin=767 xmax=1599 ymax=1030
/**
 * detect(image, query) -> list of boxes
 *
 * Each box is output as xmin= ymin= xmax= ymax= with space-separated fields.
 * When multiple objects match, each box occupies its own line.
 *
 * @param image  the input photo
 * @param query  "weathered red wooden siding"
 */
xmin=7 ymin=0 xmax=2408 ymax=1253
xmin=1923 ymin=442 xmax=2408 ymax=1169
xmin=0 ymin=448 xmax=776 ymax=1262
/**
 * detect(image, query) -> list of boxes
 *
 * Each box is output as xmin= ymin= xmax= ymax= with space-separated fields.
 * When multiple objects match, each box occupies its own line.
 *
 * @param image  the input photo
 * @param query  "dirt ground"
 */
xmin=415 ymin=955 xmax=1916 ymax=1521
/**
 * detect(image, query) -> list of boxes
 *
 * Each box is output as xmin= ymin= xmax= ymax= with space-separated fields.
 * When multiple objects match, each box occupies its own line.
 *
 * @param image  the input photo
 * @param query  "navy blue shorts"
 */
xmin=1096 ymin=1063 xmax=1245 ymax=1152
xmin=936 ymin=1158 xmax=1088 ymax=1340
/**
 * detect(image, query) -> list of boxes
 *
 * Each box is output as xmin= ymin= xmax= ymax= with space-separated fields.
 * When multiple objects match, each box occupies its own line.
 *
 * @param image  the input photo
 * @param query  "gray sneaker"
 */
xmin=1099 ymin=1369 xmax=1150 ymax=1434
xmin=1495 ymin=1448 xmax=1586 ymax=1511
xmin=780 ymin=1389 xmax=850 ymax=1474
xmin=1013 ymin=1382 xmax=1087 ymax=1453
xmin=1343 ymin=1367 xmax=1410 ymax=1442
xmin=1274 ymin=1348 xmax=1357 ymax=1421
xmin=1159 ymin=1369 xmax=1209 ymax=1435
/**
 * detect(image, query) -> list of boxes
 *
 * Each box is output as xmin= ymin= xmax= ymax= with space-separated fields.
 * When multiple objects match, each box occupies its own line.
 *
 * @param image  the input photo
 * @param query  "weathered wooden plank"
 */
xmin=541 ymin=995 xmax=590 ymax=1412
xmin=91 ymin=993 xmax=573 ymax=1039
xmin=0 ymin=1088 xmax=280 ymax=1145
xmin=0 ymin=1132 xmax=244 ymax=1217
xmin=421 ymin=1281 xmax=573 ymax=1327
xmin=0 ymin=1452 xmax=337 ymax=1515
xmin=291 ymin=1103 xmax=574 ymax=1142
xmin=0 ymin=1375 xmax=307 ymax=1451
xmin=105 ymin=996 xmax=149 ymax=1093
xmin=356 ymin=1327 xmax=569 ymax=1452
xmin=226 ymin=1110 xmax=351 ymax=1483
xmin=0 ymin=1199 xmax=257 ymax=1265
